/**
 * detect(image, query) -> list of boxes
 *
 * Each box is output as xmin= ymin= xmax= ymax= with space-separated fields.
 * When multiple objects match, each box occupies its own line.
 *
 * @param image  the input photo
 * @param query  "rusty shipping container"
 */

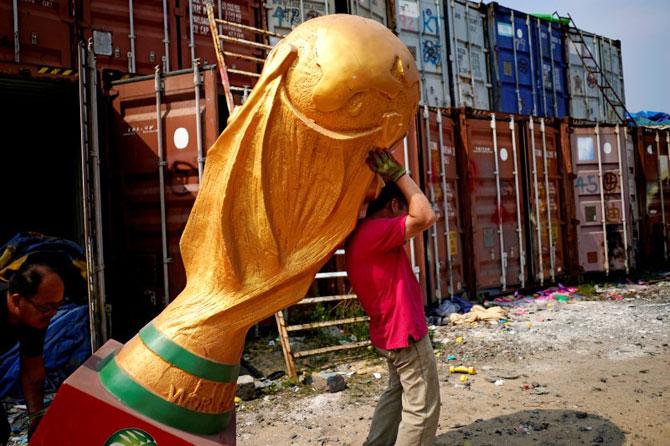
xmin=418 ymin=107 xmax=464 ymax=301
xmin=569 ymin=124 xmax=638 ymax=273
xmin=104 ymin=66 xmax=222 ymax=338
xmin=520 ymin=117 xmax=568 ymax=284
xmin=457 ymin=110 xmax=527 ymax=296
xmin=635 ymin=127 xmax=669 ymax=265
xmin=0 ymin=0 xmax=76 ymax=70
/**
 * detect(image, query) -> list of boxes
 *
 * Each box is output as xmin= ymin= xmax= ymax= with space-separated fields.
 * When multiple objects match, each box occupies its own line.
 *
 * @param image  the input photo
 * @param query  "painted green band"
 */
xmin=139 ymin=323 xmax=240 ymax=383
xmin=99 ymin=354 xmax=233 ymax=435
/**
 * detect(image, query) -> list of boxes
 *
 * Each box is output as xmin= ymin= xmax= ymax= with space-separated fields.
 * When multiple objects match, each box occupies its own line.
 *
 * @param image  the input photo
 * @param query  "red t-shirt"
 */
xmin=345 ymin=215 xmax=428 ymax=350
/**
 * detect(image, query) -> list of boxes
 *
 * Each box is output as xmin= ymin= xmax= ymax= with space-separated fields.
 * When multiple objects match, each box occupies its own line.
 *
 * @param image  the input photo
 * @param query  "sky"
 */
xmin=502 ymin=0 xmax=670 ymax=113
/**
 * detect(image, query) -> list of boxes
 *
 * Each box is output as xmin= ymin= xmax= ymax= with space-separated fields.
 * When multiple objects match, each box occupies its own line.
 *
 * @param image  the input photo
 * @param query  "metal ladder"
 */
xmin=206 ymin=1 xmax=284 ymax=113
xmin=563 ymin=13 xmax=632 ymax=125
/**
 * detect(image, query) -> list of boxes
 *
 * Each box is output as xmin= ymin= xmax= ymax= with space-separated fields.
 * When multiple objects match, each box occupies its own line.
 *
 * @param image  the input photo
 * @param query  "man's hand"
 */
xmin=366 ymin=150 xmax=406 ymax=183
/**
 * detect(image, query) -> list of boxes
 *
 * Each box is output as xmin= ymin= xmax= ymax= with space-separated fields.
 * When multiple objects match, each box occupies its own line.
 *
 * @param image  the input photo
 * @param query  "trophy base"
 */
xmin=30 ymin=340 xmax=236 ymax=445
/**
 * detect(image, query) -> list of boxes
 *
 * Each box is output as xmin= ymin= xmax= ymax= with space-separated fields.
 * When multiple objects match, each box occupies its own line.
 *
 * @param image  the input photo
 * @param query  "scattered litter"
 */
xmin=455 ymin=336 xmax=464 ymax=344
xmin=459 ymin=375 xmax=468 ymax=383
xmin=494 ymin=379 xmax=504 ymax=386
xmin=447 ymin=354 xmax=457 ymax=361
xmin=373 ymin=372 xmax=382 ymax=380
xmin=449 ymin=306 xmax=507 ymax=325
xmin=449 ymin=366 xmax=476 ymax=375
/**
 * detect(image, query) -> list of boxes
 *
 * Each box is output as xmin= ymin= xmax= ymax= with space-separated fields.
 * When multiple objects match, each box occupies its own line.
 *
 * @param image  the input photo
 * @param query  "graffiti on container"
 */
xmin=603 ymin=172 xmax=618 ymax=192
xmin=575 ymin=174 xmax=598 ymax=194
xmin=273 ymin=7 xmax=302 ymax=27
xmin=422 ymin=40 xmax=442 ymax=67
xmin=606 ymin=205 xmax=620 ymax=222
xmin=422 ymin=8 xmax=438 ymax=34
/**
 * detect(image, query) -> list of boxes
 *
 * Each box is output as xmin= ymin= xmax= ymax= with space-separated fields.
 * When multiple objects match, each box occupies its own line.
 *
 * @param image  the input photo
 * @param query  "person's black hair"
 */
xmin=366 ymin=182 xmax=408 ymax=217
xmin=7 ymin=251 xmax=71 ymax=299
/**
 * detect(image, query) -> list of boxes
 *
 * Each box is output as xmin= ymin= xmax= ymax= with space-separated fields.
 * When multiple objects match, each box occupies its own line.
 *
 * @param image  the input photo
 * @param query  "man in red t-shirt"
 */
xmin=346 ymin=150 xmax=440 ymax=446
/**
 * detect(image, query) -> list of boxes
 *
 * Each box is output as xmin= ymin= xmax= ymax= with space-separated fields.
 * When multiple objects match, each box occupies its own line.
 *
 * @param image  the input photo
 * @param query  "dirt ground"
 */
xmin=236 ymin=282 xmax=670 ymax=445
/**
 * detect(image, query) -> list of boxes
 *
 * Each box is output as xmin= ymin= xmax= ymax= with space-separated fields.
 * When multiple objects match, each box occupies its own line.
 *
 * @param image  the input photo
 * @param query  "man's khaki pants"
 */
xmin=364 ymin=335 xmax=441 ymax=446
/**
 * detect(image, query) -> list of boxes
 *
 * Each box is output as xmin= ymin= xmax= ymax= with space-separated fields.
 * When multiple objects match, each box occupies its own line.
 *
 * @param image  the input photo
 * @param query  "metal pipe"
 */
xmin=324 ymin=0 xmax=329 ymax=15
xmin=87 ymin=41 xmax=108 ymax=343
xmin=540 ymin=118 xmax=555 ymax=281
xmin=615 ymin=124 xmax=629 ymax=273
xmin=193 ymin=60 xmax=205 ymax=182
xmin=162 ymin=0 xmax=171 ymax=72
xmin=510 ymin=117 xmax=525 ymax=287
xmin=526 ymin=16 xmax=537 ymax=116
xmin=12 ymin=0 xmax=19 ymax=63
xmin=78 ymin=43 xmax=98 ymax=351
xmin=415 ymin=0 xmax=429 ymax=106
xmin=536 ymin=18 xmax=547 ymax=117
xmin=657 ymin=131 xmax=668 ymax=260
xmin=154 ymin=66 xmax=171 ymax=305
xmin=510 ymin=10 xmax=522 ymax=113
xmin=424 ymin=106 xmax=442 ymax=302
xmin=128 ymin=0 xmax=137 ymax=73
xmin=548 ymin=22 xmax=559 ymax=117
xmin=189 ymin=0 xmax=196 ymax=65
xmin=299 ymin=0 xmax=305 ymax=22
xmin=435 ymin=0 xmax=450 ymax=107
xmin=595 ymin=124 xmax=610 ymax=274
xmin=437 ymin=112 xmax=454 ymax=297
xmin=529 ymin=119 xmax=544 ymax=284
xmin=403 ymin=136 xmax=420 ymax=281
xmin=491 ymin=114 xmax=506 ymax=290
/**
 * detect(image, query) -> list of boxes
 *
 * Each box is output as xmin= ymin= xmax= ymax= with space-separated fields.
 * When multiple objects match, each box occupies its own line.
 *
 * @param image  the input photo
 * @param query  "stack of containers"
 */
xmin=486 ymin=2 xmax=568 ymax=118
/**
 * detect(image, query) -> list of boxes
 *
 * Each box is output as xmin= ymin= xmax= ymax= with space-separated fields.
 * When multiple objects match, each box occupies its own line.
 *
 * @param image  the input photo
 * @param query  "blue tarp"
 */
xmin=630 ymin=110 xmax=670 ymax=128
xmin=0 ymin=304 xmax=91 ymax=398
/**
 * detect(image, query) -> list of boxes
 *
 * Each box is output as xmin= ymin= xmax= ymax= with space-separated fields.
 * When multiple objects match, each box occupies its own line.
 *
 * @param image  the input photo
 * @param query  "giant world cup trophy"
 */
xmin=32 ymin=14 xmax=419 ymax=444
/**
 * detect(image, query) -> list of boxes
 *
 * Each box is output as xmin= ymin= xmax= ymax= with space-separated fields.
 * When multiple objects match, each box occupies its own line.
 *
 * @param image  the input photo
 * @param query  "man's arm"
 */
xmin=20 ymin=355 xmax=45 ymax=419
xmin=395 ymin=174 xmax=436 ymax=239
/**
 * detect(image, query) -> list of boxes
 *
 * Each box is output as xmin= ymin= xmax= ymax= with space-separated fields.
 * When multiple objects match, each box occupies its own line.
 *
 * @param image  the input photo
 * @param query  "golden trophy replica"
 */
xmin=31 ymin=14 xmax=419 ymax=444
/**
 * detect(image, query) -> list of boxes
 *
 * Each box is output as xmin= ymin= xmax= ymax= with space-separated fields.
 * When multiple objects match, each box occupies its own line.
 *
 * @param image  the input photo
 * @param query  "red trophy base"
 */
xmin=30 ymin=340 xmax=236 ymax=445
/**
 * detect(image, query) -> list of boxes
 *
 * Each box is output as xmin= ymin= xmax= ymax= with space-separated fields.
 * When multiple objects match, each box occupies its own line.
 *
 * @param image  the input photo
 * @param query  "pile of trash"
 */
xmin=428 ymin=295 xmax=507 ymax=326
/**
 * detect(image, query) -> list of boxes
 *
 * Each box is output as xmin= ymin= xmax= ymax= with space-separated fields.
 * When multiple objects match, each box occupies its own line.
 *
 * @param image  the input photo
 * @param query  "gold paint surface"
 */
xmin=113 ymin=14 xmax=419 ymax=418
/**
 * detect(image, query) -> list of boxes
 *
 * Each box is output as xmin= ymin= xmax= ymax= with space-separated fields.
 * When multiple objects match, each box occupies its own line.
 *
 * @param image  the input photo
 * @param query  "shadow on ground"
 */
xmin=436 ymin=409 xmax=625 ymax=446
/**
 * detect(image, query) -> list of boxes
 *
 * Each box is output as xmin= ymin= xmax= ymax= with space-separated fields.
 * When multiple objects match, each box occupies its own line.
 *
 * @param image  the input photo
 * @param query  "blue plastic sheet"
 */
xmin=630 ymin=110 xmax=670 ymax=128
xmin=0 ymin=304 xmax=90 ymax=399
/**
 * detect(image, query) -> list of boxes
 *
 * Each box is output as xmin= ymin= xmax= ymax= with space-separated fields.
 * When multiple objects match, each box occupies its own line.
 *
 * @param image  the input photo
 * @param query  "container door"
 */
xmin=105 ymin=67 xmax=220 ymax=339
xmin=532 ymin=19 xmax=568 ymax=118
xmin=487 ymin=4 xmax=535 ymax=115
xmin=0 ymin=0 xmax=74 ymax=68
xmin=463 ymin=114 xmax=524 ymax=294
xmin=420 ymin=110 xmax=464 ymax=301
xmin=566 ymin=29 xmax=602 ymax=122
xmin=524 ymin=119 xmax=565 ymax=283
xmin=445 ymin=0 xmax=490 ymax=110
xmin=347 ymin=0 xmax=388 ymax=26
xmin=396 ymin=0 xmax=450 ymax=107
xmin=571 ymin=126 xmax=633 ymax=273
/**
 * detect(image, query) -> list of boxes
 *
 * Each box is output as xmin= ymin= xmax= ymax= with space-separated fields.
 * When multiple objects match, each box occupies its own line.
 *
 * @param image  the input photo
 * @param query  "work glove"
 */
xmin=366 ymin=150 xmax=406 ymax=183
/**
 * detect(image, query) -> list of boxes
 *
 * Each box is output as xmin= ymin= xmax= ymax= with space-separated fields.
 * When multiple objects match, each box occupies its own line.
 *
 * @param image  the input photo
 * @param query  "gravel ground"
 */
xmin=235 ymin=281 xmax=670 ymax=445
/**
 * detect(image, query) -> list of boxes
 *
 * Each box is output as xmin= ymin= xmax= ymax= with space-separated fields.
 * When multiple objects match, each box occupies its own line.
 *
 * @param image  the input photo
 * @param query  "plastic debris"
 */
xmin=447 ymin=354 xmax=457 ymax=361
xmin=449 ymin=366 xmax=476 ymax=375
xmin=494 ymin=379 xmax=504 ymax=386
xmin=373 ymin=372 xmax=382 ymax=380
xmin=455 ymin=336 xmax=464 ymax=344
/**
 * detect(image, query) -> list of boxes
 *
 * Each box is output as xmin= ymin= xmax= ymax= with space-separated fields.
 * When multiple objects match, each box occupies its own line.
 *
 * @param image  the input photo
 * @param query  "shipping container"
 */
xmin=635 ymin=127 xmax=670 ymax=265
xmin=266 ymin=0 xmax=335 ymax=39
xmin=519 ymin=117 xmax=568 ymax=283
xmin=104 ymin=66 xmax=223 ymax=338
xmin=565 ymin=29 xmax=625 ymax=123
xmin=444 ymin=0 xmax=490 ymax=110
xmin=345 ymin=0 xmax=390 ymax=26
xmin=418 ymin=108 xmax=464 ymax=301
xmin=457 ymin=110 xmax=527 ymax=296
xmin=486 ymin=3 xmax=568 ymax=118
xmin=569 ymin=124 xmax=638 ymax=273
xmin=396 ymin=0 xmax=450 ymax=108
xmin=79 ymin=0 xmax=264 ymax=90
xmin=0 ymin=0 xmax=76 ymax=69
xmin=0 ymin=75 xmax=82 ymax=244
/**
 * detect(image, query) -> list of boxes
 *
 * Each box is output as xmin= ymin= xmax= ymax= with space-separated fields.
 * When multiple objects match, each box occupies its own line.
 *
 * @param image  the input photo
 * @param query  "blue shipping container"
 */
xmin=486 ymin=3 xmax=568 ymax=117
